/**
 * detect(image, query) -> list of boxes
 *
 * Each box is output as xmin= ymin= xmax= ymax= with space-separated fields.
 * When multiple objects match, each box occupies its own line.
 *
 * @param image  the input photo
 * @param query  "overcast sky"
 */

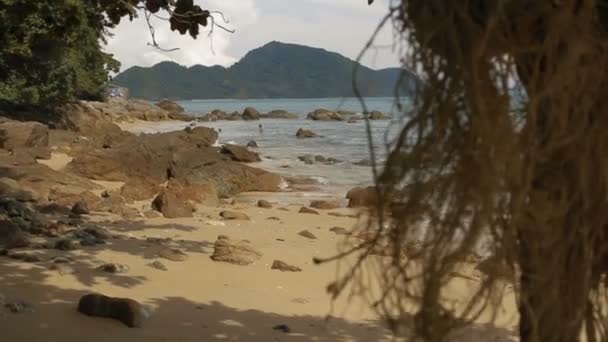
xmin=105 ymin=0 xmax=399 ymax=72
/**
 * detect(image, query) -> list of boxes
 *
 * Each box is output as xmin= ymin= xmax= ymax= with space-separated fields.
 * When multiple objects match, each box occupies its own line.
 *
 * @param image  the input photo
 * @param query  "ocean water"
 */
xmin=131 ymin=97 xmax=406 ymax=197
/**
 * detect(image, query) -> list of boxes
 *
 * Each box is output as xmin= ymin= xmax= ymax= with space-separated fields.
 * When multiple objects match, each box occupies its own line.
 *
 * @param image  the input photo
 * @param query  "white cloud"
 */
xmin=104 ymin=0 xmax=400 ymax=71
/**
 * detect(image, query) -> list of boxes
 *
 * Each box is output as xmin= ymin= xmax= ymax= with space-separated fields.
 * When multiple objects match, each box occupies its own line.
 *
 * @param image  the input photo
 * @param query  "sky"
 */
xmin=104 ymin=0 xmax=399 ymax=72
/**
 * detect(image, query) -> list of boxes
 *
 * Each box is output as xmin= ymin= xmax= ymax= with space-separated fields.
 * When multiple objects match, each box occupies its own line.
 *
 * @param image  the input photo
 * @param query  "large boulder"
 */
xmin=155 ymin=99 xmax=184 ymax=114
xmin=165 ymin=179 xmax=218 ymax=206
xmin=151 ymin=190 xmax=195 ymax=218
xmin=307 ymin=109 xmax=343 ymax=121
xmin=120 ymin=179 xmax=161 ymax=202
xmin=242 ymin=107 xmax=260 ymax=120
xmin=346 ymin=186 xmax=377 ymax=208
xmin=210 ymin=235 xmax=262 ymax=266
xmin=296 ymin=128 xmax=318 ymax=138
xmin=0 ymin=120 xmax=50 ymax=159
xmin=221 ymin=144 xmax=261 ymax=163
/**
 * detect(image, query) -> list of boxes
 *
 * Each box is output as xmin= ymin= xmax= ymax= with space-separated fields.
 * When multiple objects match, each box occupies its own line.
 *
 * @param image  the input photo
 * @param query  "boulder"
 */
xmin=307 ymin=109 xmax=343 ymax=121
xmin=263 ymin=110 xmax=298 ymax=119
xmin=242 ymin=107 xmax=260 ymax=120
xmin=58 ymin=102 xmax=133 ymax=147
xmin=309 ymin=200 xmax=340 ymax=210
xmin=346 ymin=186 xmax=377 ymax=208
xmin=220 ymin=210 xmax=250 ymax=221
xmin=296 ymin=128 xmax=318 ymax=138
xmin=271 ymin=260 xmax=302 ymax=272
xmin=77 ymin=293 xmax=149 ymax=328
xmin=120 ymin=179 xmax=161 ymax=202
xmin=152 ymin=190 xmax=195 ymax=218
xmin=210 ymin=235 xmax=262 ymax=266
xmin=49 ymin=190 xmax=101 ymax=211
xmin=257 ymin=200 xmax=272 ymax=209
xmin=165 ymin=179 xmax=218 ymax=207
xmin=221 ymin=144 xmax=261 ymax=163
xmin=155 ymin=99 xmax=184 ymax=114
xmin=299 ymin=207 xmax=319 ymax=215
xmin=0 ymin=120 xmax=50 ymax=159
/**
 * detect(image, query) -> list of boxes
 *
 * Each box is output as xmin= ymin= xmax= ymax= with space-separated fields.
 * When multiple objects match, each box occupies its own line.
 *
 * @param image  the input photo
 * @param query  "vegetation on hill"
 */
xmin=112 ymin=41 xmax=414 ymax=100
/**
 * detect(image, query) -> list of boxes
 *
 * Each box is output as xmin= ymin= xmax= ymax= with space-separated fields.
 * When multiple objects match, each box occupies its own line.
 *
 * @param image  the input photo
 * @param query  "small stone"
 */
xmin=96 ymin=263 xmax=129 ymax=274
xmin=220 ymin=211 xmax=250 ymax=221
xmin=298 ymin=230 xmax=317 ymax=239
xmin=273 ymin=324 xmax=291 ymax=333
xmin=257 ymin=200 xmax=272 ymax=209
xmin=159 ymin=247 xmax=188 ymax=262
xmin=298 ymin=207 xmax=319 ymax=215
xmin=267 ymin=216 xmax=281 ymax=221
xmin=149 ymin=260 xmax=168 ymax=271
xmin=271 ymin=260 xmax=302 ymax=272
xmin=71 ymin=200 xmax=90 ymax=215
xmin=329 ymin=227 xmax=349 ymax=235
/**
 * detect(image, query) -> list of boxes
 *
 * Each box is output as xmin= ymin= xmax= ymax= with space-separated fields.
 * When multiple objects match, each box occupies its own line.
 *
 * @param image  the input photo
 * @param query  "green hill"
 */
xmin=112 ymin=41 xmax=415 ymax=100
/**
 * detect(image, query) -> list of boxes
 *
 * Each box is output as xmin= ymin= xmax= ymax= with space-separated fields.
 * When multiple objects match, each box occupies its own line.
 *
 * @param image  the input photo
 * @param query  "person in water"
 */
xmin=259 ymin=124 xmax=263 ymax=133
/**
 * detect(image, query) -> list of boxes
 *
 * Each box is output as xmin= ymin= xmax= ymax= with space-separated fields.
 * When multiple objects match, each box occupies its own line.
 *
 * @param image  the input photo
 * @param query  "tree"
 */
xmin=333 ymin=1 xmax=608 ymax=341
xmin=0 ymin=0 xmax=220 ymax=110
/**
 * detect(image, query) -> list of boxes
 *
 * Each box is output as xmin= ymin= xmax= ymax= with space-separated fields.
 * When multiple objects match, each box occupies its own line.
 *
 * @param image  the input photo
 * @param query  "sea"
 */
xmin=128 ymin=97 xmax=407 ymax=200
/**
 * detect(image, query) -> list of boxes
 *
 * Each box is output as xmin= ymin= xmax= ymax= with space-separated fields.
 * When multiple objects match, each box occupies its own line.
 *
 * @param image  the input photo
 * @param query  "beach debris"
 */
xmin=271 ymin=260 xmax=302 ymax=272
xmin=149 ymin=260 xmax=168 ymax=271
xmin=257 ymin=200 xmax=273 ymax=209
xmin=273 ymin=324 xmax=291 ymax=333
xmin=309 ymin=200 xmax=340 ymax=210
xmin=298 ymin=230 xmax=317 ymax=239
xmin=96 ymin=263 xmax=129 ymax=274
xmin=77 ymin=293 xmax=149 ymax=328
xmin=329 ymin=227 xmax=349 ymax=235
xmin=159 ymin=247 xmax=189 ymax=262
xmin=210 ymin=235 xmax=262 ymax=266
xmin=298 ymin=207 xmax=319 ymax=215
xmin=296 ymin=128 xmax=318 ymax=138
xmin=220 ymin=210 xmax=250 ymax=221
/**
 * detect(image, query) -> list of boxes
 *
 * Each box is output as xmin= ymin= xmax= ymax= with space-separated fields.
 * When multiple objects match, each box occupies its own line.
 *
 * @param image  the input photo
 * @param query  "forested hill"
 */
xmin=112 ymin=41 xmax=415 ymax=100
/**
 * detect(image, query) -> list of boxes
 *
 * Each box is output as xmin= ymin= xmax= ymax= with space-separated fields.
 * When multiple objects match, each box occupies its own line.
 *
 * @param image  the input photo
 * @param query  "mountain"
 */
xmin=111 ymin=41 xmax=416 ymax=100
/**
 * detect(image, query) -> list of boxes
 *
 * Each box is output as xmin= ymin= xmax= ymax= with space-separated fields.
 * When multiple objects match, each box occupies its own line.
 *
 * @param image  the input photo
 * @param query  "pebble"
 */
xmin=298 ymin=230 xmax=317 ymax=240
xmin=149 ymin=260 xmax=168 ymax=271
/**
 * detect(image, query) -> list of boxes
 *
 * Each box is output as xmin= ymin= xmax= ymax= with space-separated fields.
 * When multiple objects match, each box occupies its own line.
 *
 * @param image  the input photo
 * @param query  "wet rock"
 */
xmin=242 ymin=107 xmax=260 ymax=120
xmin=353 ymin=159 xmax=372 ymax=166
xmin=71 ymin=200 xmax=90 ymax=215
xmin=298 ymin=207 xmax=319 ymax=215
xmin=297 ymin=155 xmax=315 ymax=165
xmin=298 ymin=230 xmax=317 ymax=239
xmin=97 ymin=263 xmax=129 ymax=274
xmin=309 ymin=200 xmax=340 ymax=210
xmin=368 ymin=110 xmax=390 ymax=120
xmin=78 ymin=293 xmax=149 ymax=328
xmin=264 ymin=110 xmax=298 ymax=119
xmin=271 ymin=260 xmax=302 ymax=272
xmin=210 ymin=235 xmax=262 ymax=266
xmin=329 ymin=227 xmax=349 ymax=235
xmin=257 ymin=200 xmax=272 ymax=209
xmin=5 ymin=299 xmax=35 ymax=314
xmin=149 ymin=260 xmax=168 ymax=271
xmin=246 ymin=141 xmax=258 ymax=148
xmin=221 ymin=144 xmax=261 ymax=163
xmin=296 ymin=128 xmax=318 ymax=138
xmin=220 ymin=210 xmax=250 ymax=221
xmin=159 ymin=247 xmax=189 ymax=262
xmin=307 ymin=108 xmax=343 ymax=121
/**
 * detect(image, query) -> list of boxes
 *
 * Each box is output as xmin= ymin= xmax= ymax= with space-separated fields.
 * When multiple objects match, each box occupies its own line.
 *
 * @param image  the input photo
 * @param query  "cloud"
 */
xmin=104 ymin=0 xmax=399 ymax=71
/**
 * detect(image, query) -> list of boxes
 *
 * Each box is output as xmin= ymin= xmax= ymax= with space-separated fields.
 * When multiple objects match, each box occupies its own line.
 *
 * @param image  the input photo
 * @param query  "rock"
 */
xmin=152 ymin=191 xmax=195 ymax=218
xmin=346 ymin=186 xmax=377 ymax=208
xmin=246 ymin=141 xmax=258 ymax=148
xmin=273 ymin=324 xmax=291 ymax=333
xmin=298 ymin=207 xmax=319 ymax=215
xmin=0 ymin=120 xmax=51 ymax=159
xmin=220 ymin=210 xmax=251 ymax=221
xmin=83 ymin=226 xmax=111 ymax=241
xmin=314 ymin=155 xmax=327 ymax=163
xmin=210 ymin=235 xmax=262 ymax=266
xmin=149 ymin=260 xmax=168 ymax=271
xmin=221 ymin=144 xmax=261 ymax=163
xmin=49 ymin=263 xmax=76 ymax=275
xmin=71 ymin=200 xmax=90 ymax=215
xmin=0 ymin=221 xmax=29 ymax=248
xmin=307 ymin=109 xmax=343 ymax=121
xmin=97 ymin=263 xmax=129 ymax=274
xmin=159 ymin=247 xmax=189 ymax=262
xmin=8 ymin=252 xmax=42 ymax=263
xmin=77 ymin=293 xmax=149 ymax=328
xmin=120 ymin=179 xmax=161 ymax=202
xmin=0 ymin=178 xmax=38 ymax=202
xmin=353 ymin=159 xmax=372 ymax=166
xmin=267 ymin=216 xmax=281 ymax=221
xmin=257 ymin=200 xmax=273 ymax=209
xmin=309 ymin=200 xmax=340 ymax=210
xmin=242 ymin=107 xmax=260 ymax=120
xmin=271 ymin=260 xmax=302 ymax=272
xmin=297 ymin=155 xmax=315 ymax=165
xmin=155 ymin=99 xmax=185 ymax=114
xmin=329 ymin=227 xmax=349 ymax=235
xmin=296 ymin=128 xmax=318 ymax=138
xmin=55 ymin=238 xmax=78 ymax=251
xmin=298 ymin=230 xmax=317 ymax=239
xmin=368 ymin=110 xmax=390 ymax=120
xmin=347 ymin=117 xmax=361 ymax=123
xmin=264 ymin=110 xmax=298 ymax=119
xmin=164 ymin=179 xmax=219 ymax=207
xmin=5 ymin=299 xmax=35 ymax=314
xmin=328 ymin=212 xmax=358 ymax=218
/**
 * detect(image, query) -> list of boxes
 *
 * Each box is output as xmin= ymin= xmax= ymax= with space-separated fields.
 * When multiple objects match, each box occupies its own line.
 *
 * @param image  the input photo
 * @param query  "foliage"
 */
xmin=112 ymin=41 xmax=413 ymax=99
